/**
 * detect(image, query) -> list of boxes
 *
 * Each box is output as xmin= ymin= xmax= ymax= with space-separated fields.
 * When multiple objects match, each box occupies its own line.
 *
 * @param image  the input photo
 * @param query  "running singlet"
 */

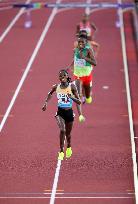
xmin=79 ymin=22 xmax=91 ymax=37
xmin=56 ymin=83 xmax=73 ymax=108
xmin=74 ymin=47 xmax=92 ymax=77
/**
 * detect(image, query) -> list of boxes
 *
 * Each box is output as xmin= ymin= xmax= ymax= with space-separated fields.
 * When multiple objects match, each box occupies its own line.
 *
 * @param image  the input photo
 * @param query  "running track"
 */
xmin=0 ymin=0 xmax=137 ymax=204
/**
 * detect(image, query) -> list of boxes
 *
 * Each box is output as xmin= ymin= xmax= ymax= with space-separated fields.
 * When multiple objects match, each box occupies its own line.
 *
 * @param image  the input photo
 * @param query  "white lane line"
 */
xmin=50 ymin=160 xmax=62 ymax=204
xmin=0 ymin=196 xmax=134 ymax=199
xmin=117 ymin=0 xmax=138 ymax=203
xmin=0 ymin=0 xmax=31 ymax=43
xmin=0 ymin=192 xmax=134 ymax=195
xmin=0 ymin=191 xmax=134 ymax=196
xmin=0 ymin=0 xmax=61 ymax=132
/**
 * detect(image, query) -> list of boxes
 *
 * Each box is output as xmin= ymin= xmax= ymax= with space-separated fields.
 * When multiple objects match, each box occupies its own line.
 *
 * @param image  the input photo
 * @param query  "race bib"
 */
xmin=74 ymin=58 xmax=86 ymax=67
xmin=57 ymin=93 xmax=71 ymax=105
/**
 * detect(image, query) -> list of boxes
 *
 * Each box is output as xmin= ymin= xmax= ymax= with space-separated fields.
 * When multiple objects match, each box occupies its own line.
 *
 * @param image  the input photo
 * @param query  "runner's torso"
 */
xmin=79 ymin=22 xmax=92 ymax=40
xmin=74 ymin=47 xmax=92 ymax=77
xmin=56 ymin=83 xmax=73 ymax=108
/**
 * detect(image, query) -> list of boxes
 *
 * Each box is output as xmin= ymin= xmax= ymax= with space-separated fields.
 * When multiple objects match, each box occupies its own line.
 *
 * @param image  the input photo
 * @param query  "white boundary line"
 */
xmin=0 ymin=2 xmax=137 ymax=204
xmin=49 ymin=160 xmax=62 ymax=204
xmin=0 ymin=1 xmax=63 ymax=203
xmin=0 ymin=0 xmax=61 ymax=132
xmin=117 ymin=0 xmax=138 ymax=203
xmin=0 ymin=196 xmax=134 ymax=199
xmin=0 ymin=0 xmax=31 ymax=43
xmin=0 ymin=192 xmax=134 ymax=195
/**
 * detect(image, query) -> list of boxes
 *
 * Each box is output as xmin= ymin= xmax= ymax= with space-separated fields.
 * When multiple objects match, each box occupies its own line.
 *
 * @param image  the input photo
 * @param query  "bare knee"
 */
xmin=60 ymin=129 xmax=66 ymax=135
xmin=66 ymin=133 xmax=71 ymax=139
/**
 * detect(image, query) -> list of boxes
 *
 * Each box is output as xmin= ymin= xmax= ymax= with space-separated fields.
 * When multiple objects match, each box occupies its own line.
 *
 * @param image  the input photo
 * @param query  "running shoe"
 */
xmin=86 ymin=96 xmax=92 ymax=104
xmin=66 ymin=147 xmax=72 ymax=158
xmin=58 ymin=152 xmax=64 ymax=160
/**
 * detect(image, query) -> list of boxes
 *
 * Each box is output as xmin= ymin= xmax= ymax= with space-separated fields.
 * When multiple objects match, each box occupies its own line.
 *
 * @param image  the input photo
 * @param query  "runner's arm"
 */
xmin=91 ymin=22 xmax=97 ymax=32
xmin=79 ymin=48 xmax=97 ymax=66
xmin=68 ymin=84 xmax=81 ymax=105
xmin=87 ymin=48 xmax=97 ymax=66
xmin=42 ymin=84 xmax=57 ymax=111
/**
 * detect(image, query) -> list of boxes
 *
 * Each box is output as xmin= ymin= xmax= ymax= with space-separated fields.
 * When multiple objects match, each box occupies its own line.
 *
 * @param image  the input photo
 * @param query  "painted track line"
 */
xmin=0 ymin=1 xmax=63 ymax=203
xmin=118 ymin=0 xmax=138 ymax=203
xmin=0 ymin=0 xmax=61 ymax=132
xmin=50 ymin=160 xmax=62 ymax=204
xmin=0 ymin=192 xmax=134 ymax=195
xmin=0 ymin=0 xmax=31 ymax=43
xmin=0 ymin=196 xmax=134 ymax=199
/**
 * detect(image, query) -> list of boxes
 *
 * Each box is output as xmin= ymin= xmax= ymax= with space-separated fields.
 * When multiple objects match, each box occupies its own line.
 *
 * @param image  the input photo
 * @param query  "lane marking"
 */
xmin=0 ymin=0 xmax=61 ymax=132
xmin=21 ymin=69 xmax=33 ymax=72
xmin=1 ymin=3 xmax=62 ymax=202
xmin=0 ymin=196 xmax=134 ymax=199
xmin=102 ymin=86 xmax=109 ymax=89
xmin=122 ymin=114 xmax=128 ymax=117
xmin=117 ymin=0 xmax=138 ymax=203
xmin=50 ymin=159 xmax=62 ymax=204
xmin=0 ymin=0 xmax=31 ymax=43
xmin=0 ymin=2 xmax=136 ymax=204
xmin=0 ymin=192 xmax=134 ymax=195
xmin=44 ymin=190 xmax=64 ymax=192
xmin=1 ymin=2 xmax=61 ymax=204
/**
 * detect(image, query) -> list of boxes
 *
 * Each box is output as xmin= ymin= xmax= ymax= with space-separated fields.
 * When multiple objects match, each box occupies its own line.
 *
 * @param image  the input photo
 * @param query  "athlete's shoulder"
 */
xmin=90 ymin=22 xmax=97 ymax=30
xmin=52 ymin=84 xmax=58 ymax=90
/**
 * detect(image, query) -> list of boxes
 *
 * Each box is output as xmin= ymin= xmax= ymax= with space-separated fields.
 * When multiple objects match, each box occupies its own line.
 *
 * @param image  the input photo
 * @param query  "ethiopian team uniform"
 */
xmin=74 ymin=47 xmax=93 ymax=85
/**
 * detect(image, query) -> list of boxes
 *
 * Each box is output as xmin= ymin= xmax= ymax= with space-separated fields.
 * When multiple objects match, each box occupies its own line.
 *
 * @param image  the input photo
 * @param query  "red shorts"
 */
xmin=74 ymin=72 xmax=92 ymax=85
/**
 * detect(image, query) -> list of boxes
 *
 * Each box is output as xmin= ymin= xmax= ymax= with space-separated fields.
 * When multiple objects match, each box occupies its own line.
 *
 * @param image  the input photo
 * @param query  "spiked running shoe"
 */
xmin=86 ymin=96 xmax=92 ymax=104
xmin=58 ymin=152 xmax=64 ymax=160
xmin=66 ymin=147 xmax=72 ymax=158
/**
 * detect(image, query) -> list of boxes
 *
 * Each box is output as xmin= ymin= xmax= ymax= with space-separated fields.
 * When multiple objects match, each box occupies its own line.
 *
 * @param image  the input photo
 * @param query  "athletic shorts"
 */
xmin=56 ymin=107 xmax=74 ymax=122
xmin=74 ymin=72 xmax=92 ymax=85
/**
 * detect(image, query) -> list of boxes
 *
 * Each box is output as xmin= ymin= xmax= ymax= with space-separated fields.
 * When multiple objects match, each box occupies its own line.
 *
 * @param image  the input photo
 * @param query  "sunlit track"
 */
xmin=0 ymin=1 xmax=137 ymax=204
